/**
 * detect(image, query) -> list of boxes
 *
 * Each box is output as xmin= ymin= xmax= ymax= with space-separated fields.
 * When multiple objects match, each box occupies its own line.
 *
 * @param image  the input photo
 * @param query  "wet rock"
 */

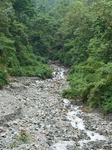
xmin=47 ymin=140 xmax=53 ymax=146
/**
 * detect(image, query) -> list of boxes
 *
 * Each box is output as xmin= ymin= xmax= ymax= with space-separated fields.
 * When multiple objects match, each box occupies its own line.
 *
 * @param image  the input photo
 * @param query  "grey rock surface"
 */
xmin=0 ymin=63 xmax=112 ymax=150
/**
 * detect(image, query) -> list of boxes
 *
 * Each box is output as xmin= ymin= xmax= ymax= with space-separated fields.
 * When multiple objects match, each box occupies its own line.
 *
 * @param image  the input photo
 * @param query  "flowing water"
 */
xmin=51 ymin=64 xmax=111 ymax=150
xmin=0 ymin=63 xmax=111 ymax=150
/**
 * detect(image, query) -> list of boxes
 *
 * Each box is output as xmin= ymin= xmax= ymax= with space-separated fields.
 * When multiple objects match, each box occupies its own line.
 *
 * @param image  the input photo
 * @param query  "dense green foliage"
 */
xmin=60 ymin=1 xmax=112 ymax=114
xmin=0 ymin=0 xmax=52 ymax=88
xmin=0 ymin=0 xmax=112 ymax=114
xmin=0 ymin=68 xmax=9 ymax=89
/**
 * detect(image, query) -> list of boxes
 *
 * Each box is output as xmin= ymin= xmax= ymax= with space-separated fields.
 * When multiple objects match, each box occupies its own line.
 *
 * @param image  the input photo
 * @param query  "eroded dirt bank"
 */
xmin=0 ymin=63 xmax=112 ymax=150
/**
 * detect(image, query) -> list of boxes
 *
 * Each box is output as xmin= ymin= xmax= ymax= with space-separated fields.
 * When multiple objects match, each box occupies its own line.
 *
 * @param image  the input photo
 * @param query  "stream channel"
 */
xmin=0 ymin=62 xmax=112 ymax=150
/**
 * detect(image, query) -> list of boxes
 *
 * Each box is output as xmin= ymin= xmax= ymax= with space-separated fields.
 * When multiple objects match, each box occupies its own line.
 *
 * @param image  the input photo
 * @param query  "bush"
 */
xmin=34 ymin=65 xmax=52 ymax=79
xmin=63 ymin=62 xmax=112 ymax=114
xmin=0 ymin=69 xmax=9 ymax=88
xmin=9 ymin=67 xmax=22 ymax=77
xmin=62 ymin=89 xmax=76 ymax=99
xmin=9 ymin=64 xmax=53 ymax=79
xmin=36 ymin=56 xmax=47 ymax=64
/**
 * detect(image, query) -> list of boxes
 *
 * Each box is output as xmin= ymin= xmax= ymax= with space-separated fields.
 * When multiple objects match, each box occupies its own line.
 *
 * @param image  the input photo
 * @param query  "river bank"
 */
xmin=0 ymin=63 xmax=112 ymax=150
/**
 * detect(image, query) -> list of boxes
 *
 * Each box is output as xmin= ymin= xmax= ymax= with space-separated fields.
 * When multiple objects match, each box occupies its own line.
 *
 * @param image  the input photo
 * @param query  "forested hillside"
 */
xmin=0 ymin=0 xmax=112 ymax=114
xmin=0 ymin=0 xmax=53 ymax=88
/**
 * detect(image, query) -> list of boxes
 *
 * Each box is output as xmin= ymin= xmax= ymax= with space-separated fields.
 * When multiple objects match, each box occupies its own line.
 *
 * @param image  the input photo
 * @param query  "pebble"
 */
xmin=0 ymin=63 xmax=112 ymax=150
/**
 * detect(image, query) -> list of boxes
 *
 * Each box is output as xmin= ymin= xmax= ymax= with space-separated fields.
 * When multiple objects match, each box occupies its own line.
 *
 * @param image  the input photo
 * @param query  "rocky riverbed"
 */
xmin=0 ymin=63 xmax=112 ymax=150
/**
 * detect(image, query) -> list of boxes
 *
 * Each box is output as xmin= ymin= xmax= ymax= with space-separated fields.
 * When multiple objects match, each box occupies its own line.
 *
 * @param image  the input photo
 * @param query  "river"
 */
xmin=0 ymin=63 xmax=112 ymax=149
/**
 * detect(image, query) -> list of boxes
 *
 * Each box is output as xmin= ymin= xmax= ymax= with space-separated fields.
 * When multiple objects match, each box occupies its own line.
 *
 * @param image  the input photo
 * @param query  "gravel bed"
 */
xmin=0 ymin=64 xmax=112 ymax=150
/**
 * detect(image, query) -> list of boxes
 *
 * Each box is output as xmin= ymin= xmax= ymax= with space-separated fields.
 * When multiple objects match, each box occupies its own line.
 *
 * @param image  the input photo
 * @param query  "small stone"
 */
xmin=35 ymin=128 xmax=38 ymax=131
xmin=13 ymin=121 xmax=18 ymax=125
xmin=86 ymin=136 xmax=91 ymax=140
xmin=94 ymin=130 xmax=98 ymax=133
xmin=0 ymin=127 xmax=4 ymax=133
xmin=1 ymin=133 xmax=6 ymax=138
xmin=47 ymin=140 xmax=53 ymax=146
xmin=92 ymin=133 xmax=94 ymax=136
xmin=35 ymin=144 xmax=39 ymax=149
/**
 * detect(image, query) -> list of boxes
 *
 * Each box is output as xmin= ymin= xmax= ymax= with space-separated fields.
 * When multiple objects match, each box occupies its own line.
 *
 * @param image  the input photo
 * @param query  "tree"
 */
xmin=12 ymin=0 xmax=36 ymax=18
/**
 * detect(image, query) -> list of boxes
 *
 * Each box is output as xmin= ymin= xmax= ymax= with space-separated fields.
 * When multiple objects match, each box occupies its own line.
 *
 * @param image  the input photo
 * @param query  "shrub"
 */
xmin=34 ymin=65 xmax=52 ymax=79
xmin=62 ymin=89 xmax=76 ymax=99
xmin=63 ymin=62 xmax=112 ymax=114
xmin=0 ymin=68 xmax=9 ymax=88
xmin=9 ymin=67 xmax=22 ymax=77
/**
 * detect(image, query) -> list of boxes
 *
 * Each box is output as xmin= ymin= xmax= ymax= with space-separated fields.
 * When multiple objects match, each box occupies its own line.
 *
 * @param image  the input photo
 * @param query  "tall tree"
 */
xmin=12 ymin=0 xmax=36 ymax=17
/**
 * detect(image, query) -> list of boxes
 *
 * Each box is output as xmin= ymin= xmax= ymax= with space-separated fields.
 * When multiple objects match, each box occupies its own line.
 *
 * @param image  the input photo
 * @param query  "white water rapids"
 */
xmin=51 ymin=67 xmax=107 ymax=150
xmin=52 ymin=99 xmax=107 ymax=150
xmin=67 ymin=105 xmax=107 ymax=148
